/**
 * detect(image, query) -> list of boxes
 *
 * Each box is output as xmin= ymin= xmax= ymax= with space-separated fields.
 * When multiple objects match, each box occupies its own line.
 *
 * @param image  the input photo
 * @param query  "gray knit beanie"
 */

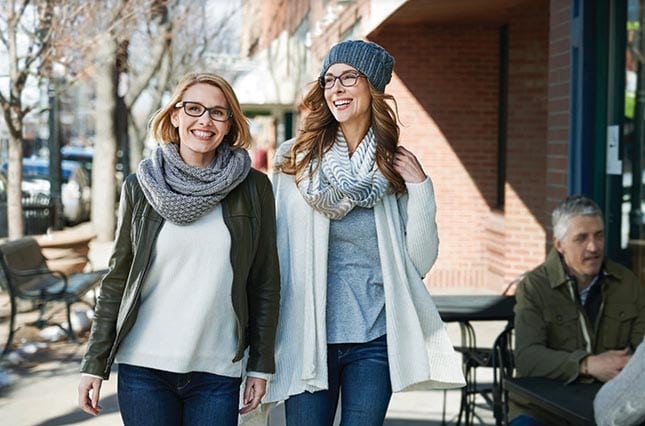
xmin=319 ymin=40 xmax=394 ymax=92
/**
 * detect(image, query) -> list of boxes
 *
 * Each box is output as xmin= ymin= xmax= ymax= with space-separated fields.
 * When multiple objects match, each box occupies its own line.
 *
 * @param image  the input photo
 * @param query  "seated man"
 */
xmin=510 ymin=195 xmax=645 ymax=425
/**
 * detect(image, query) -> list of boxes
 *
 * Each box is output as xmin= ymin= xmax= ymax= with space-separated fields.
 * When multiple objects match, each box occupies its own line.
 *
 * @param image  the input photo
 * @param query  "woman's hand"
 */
xmin=239 ymin=376 xmax=267 ymax=414
xmin=393 ymin=146 xmax=427 ymax=183
xmin=78 ymin=375 xmax=103 ymax=416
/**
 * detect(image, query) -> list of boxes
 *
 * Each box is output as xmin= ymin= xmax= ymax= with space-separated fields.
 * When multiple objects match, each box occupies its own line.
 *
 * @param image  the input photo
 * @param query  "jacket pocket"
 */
xmin=545 ymin=305 xmax=581 ymax=351
xmin=600 ymin=303 xmax=638 ymax=349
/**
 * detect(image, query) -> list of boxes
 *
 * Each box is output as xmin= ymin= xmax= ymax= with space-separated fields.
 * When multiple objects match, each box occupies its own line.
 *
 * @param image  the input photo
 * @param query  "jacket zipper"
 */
xmin=104 ymin=220 xmax=163 ymax=374
xmin=222 ymin=201 xmax=245 ymax=362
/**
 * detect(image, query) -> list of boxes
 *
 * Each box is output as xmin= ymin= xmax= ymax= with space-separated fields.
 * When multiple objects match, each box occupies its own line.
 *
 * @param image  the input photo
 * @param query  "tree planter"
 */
xmin=34 ymin=231 xmax=95 ymax=275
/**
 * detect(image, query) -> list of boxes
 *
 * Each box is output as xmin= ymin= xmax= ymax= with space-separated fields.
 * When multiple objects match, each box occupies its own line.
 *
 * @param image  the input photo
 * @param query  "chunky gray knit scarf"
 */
xmin=297 ymin=128 xmax=389 ymax=220
xmin=136 ymin=142 xmax=251 ymax=224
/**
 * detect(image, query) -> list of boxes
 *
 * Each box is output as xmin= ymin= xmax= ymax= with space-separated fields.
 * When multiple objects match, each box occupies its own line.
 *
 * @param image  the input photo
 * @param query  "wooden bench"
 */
xmin=0 ymin=237 xmax=108 ymax=357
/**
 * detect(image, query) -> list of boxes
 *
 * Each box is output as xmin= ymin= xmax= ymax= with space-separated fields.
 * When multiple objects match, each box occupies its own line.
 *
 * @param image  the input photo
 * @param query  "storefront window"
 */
xmin=624 ymin=0 xmax=645 ymax=280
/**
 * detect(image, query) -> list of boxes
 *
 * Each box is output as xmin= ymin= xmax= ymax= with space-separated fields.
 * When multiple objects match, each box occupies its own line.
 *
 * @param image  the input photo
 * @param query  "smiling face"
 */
xmin=171 ymin=83 xmax=231 ymax=167
xmin=554 ymin=215 xmax=605 ymax=288
xmin=323 ymin=63 xmax=372 ymax=133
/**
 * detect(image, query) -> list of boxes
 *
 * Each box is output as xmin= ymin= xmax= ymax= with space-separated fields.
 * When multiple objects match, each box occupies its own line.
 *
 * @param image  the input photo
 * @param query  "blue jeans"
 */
xmin=117 ymin=363 xmax=242 ymax=426
xmin=509 ymin=414 xmax=549 ymax=426
xmin=285 ymin=334 xmax=392 ymax=426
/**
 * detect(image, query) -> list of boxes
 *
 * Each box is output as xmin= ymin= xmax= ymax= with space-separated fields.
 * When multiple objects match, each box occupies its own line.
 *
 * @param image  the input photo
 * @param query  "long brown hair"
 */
xmin=149 ymin=72 xmax=251 ymax=149
xmin=277 ymin=81 xmax=406 ymax=194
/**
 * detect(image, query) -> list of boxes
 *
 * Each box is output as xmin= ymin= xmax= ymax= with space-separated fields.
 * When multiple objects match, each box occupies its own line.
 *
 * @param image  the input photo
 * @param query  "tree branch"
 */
xmin=0 ymin=90 xmax=8 ymax=110
xmin=125 ymin=11 xmax=172 ymax=107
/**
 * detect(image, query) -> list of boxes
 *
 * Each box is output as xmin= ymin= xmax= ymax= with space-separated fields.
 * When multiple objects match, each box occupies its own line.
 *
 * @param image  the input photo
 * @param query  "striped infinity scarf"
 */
xmin=136 ymin=142 xmax=251 ymax=225
xmin=296 ymin=128 xmax=389 ymax=220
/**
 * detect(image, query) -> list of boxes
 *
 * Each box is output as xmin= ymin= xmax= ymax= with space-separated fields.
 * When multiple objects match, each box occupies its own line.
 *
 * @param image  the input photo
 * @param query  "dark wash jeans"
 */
xmin=285 ymin=334 xmax=392 ymax=426
xmin=117 ymin=363 xmax=242 ymax=426
xmin=509 ymin=414 xmax=549 ymax=426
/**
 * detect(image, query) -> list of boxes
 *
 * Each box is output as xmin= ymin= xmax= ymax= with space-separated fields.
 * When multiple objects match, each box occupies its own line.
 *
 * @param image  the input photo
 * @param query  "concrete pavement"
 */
xmin=0 ymin=226 xmax=504 ymax=425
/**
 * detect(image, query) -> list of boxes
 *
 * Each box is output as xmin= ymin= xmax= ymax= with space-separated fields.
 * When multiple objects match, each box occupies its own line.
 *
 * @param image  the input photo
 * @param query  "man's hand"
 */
xmin=239 ymin=376 xmax=267 ymax=415
xmin=586 ymin=348 xmax=632 ymax=382
xmin=78 ymin=375 xmax=103 ymax=416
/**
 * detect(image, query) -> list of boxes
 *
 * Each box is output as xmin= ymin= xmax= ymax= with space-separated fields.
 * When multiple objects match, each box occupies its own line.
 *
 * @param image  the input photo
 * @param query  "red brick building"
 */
xmin=236 ymin=0 xmax=644 ymax=290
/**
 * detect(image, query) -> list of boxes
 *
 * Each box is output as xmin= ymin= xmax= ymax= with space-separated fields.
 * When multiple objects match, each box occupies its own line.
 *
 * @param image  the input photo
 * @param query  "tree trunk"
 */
xmin=127 ymin=48 xmax=172 ymax=170
xmin=7 ymin=133 xmax=24 ymax=240
xmin=91 ymin=34 xmax=117 ymax=242
xmin=128 ymin=119 xmax=143 ymax=171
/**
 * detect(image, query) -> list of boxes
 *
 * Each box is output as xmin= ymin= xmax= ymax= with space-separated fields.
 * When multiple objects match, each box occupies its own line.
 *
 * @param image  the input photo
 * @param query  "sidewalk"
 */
xmin=0 ymin=225 xmax=503 ymax=425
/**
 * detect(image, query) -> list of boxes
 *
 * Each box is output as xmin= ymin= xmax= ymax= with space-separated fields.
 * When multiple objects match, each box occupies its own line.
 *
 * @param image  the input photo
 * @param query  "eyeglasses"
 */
xmin=319 ymin=71 xmax=365 ymax=90
xmin=175 ymin=101 xmax=232 ymax=122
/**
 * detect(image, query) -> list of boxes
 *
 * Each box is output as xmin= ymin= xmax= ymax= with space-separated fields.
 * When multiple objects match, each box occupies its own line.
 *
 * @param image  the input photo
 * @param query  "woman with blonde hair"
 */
xmin=266 ymin=40 xmax=464 ymax=425
xmin=78 ymin=72 xmax=280 ymax=425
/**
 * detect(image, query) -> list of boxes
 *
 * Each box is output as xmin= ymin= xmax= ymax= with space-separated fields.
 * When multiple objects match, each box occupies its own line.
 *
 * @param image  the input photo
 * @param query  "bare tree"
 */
xmin=0 ymin=0 xmax=85 ymax=239
xmin=122 ymin=0 xmax=173 ymax=171
xmin=0 ymin=0 xmax=144 ymax=239
xmin=125 ymin=0 xmax=240 ymax=168
xmin=0 ymin=0 xmax=239 ymax=240
xmin=66 ymin=0 xmax=144 ymax=241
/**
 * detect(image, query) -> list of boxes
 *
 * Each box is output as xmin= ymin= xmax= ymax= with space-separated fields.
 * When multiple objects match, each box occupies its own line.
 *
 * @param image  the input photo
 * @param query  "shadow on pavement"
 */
xmin=34 ymin=394 xmax=119 ymax=426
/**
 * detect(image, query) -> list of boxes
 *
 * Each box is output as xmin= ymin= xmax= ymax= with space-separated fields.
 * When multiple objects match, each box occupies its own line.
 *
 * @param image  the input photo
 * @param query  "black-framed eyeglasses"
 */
xmin=175 ymin=101 xmax=232 ymax=122
xmin=319 ymin=71 xmax=365 ymax=90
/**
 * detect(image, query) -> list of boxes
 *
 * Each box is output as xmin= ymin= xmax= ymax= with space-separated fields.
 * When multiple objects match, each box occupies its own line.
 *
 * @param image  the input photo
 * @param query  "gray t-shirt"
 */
xmin=326 ymin=206 xmax=386 ymax=344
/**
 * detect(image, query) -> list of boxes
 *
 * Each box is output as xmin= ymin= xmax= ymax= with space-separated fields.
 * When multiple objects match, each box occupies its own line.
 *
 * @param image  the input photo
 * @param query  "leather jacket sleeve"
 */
xmin=245 ymin=173 xmax=281 ymax=374
xmin=80 ymin=177 xmax=136 ymax=378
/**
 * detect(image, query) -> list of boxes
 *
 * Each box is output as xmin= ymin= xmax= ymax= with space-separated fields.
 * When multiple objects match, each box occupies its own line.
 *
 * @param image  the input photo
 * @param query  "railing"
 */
xmin=0 ymin=193 xmax=55 ymax=238
xmin=23 ymin=193 xmax=54 ymax=236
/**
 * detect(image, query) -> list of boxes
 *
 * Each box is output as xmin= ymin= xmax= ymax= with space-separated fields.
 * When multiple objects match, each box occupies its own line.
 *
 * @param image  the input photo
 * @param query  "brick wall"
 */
xmin=309 ymin=0 xmax=372 ymax=65
xmin=503 ymin=2 xmax=550 ymax=283
xmin=372 ymin=1 xmax=551 ymax=290
xmin=241 ymin=0 xmax=310 ymax=56
xmin=372 ymin=24 xmax=500 ymax=289
xmin=546 ymin=0 xmax=571 ymax=232
xmin=261 ymin=0 xmax=288 ymax=50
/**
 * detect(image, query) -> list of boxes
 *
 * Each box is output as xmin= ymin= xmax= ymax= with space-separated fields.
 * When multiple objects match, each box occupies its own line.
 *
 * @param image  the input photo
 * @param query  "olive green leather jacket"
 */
xmin=80 ymin=170 xmax=280 ymax=379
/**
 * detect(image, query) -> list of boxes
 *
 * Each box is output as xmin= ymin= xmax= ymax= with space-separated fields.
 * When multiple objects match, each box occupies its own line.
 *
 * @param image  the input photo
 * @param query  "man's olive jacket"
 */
xmin=80 ymin=170 xmax=280 ymax=379
xmin=511 ymin=248 xmax=645 ymax=421
xmin=515 ymin=248 xmax=645 ymax=382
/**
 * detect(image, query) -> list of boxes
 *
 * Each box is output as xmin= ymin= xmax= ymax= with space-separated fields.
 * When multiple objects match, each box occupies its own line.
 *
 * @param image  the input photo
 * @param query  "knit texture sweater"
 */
xmin=265 ymin=140 xmax=464 ymax=401
xmin=593 ymin=337 xmax=645 ymax=426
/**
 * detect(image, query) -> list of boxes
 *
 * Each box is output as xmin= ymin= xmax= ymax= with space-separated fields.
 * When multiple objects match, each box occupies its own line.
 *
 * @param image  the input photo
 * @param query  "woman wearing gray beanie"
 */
xmin=260 ymin=39 xmax=464 ymax=425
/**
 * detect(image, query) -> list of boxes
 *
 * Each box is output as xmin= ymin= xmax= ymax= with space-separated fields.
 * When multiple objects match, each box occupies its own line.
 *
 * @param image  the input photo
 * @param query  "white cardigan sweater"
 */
xmin=241 ymin=142 xmax=465 ymax=424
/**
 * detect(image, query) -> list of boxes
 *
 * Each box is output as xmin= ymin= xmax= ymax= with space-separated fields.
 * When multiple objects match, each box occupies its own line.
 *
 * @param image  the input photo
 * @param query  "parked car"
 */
xmin=1 ymin=156 xmax=92 ymax=225
xmin=61 ymin=145 xmax=94 ymax=184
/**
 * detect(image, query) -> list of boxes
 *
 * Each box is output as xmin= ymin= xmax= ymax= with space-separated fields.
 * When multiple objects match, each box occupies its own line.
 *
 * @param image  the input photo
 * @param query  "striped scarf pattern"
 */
xmin=296 ymin=128 xmax=389 ymax=220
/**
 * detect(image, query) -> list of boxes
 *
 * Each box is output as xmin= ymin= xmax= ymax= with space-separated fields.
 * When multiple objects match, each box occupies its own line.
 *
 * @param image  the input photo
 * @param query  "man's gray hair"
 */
xmin=552 ymin=195 xmax=603 ymax=241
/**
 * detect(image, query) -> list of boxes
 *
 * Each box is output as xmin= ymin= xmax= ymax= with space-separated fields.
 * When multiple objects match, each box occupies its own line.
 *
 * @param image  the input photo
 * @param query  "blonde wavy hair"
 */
xmin=277 ymin=80 xmax=405 ymax=194
xmin=148 ymin=72 xmax=251 ymax=149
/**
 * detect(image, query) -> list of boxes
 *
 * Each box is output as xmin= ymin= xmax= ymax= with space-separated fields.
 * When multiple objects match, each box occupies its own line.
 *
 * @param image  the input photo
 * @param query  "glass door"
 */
xmin=623 ymin=0 xmax=645 ymax=282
